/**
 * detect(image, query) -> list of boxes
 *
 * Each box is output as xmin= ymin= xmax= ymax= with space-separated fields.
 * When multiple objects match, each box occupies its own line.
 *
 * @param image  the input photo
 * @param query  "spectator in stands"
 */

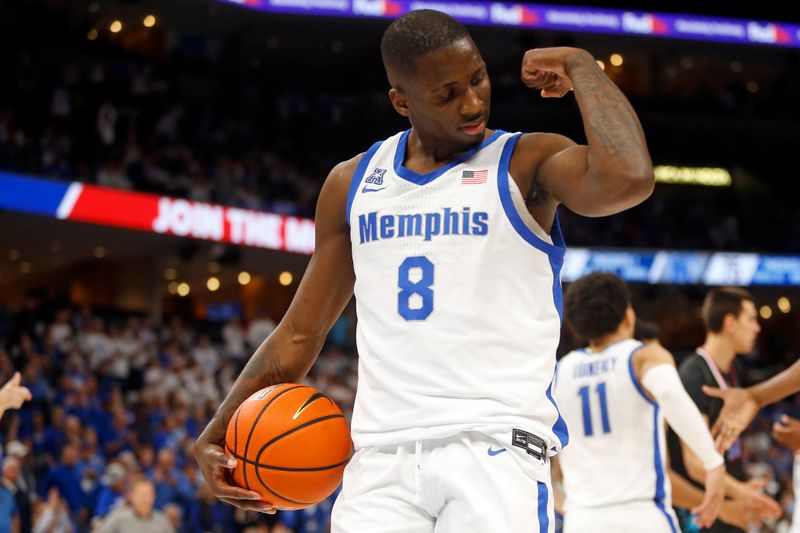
xmin=92 ymin=462 xmax=127 ymax=520
xmin=2 ymin=456 xmax=26 ymax=533
xmin=0 ymin=462 xmax=19 ymax=533
xmin=96 ymin=477 xmax=174 ymax=533
xmin=32 ymin=486 xmax=73 ymax=533
xmin=39 ymin=444 xmax=85 ymax=522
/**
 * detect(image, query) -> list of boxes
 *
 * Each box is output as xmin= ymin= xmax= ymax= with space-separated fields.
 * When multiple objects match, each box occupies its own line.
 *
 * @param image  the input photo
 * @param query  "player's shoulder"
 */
xmin=632 ymin=342 xmax=674 ymax=366
xmin=327 ymin=153 xmax=363 ymax=187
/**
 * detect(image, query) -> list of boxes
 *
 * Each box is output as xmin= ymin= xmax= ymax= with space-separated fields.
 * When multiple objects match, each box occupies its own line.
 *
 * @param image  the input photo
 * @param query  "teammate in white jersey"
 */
xmin=196 ymin=10 xmax=655 ymax=532
xmin=553 ymin=273 xmax=726 ymax=532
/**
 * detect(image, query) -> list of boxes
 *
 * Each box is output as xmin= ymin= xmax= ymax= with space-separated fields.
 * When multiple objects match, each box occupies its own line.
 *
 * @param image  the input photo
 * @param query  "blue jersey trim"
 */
xmin=392 ymin=129 xmax=504 ymax=185
xmin=631 ymin=343 xmax=677 ymax=532
xmin=653 ymin=405 xmax=677 ymax=532
xmin=627 ymin=344 xmax=656 ymax=406
xmin=537 ymin=481 xmax=550 ymax=533
xmin=497 ymin=133 xmax=567 ymax=259
xmin=345 ymin=141 xmax=383 ymax=226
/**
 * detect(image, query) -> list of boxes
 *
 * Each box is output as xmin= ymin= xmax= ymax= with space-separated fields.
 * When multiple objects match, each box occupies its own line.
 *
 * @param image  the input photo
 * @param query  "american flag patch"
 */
xmin=461 ymin=169 xmax=488 ymax=184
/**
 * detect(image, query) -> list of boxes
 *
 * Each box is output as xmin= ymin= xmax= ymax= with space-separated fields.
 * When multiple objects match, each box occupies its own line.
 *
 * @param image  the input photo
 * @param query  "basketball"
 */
xmin=225 ymin=383 xmax=352 ymax=509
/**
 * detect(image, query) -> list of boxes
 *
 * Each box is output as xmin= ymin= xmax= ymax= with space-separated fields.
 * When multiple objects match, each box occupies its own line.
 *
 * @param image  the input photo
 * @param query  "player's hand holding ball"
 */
xmin=224 ymin=384 xmax=352 ymax=510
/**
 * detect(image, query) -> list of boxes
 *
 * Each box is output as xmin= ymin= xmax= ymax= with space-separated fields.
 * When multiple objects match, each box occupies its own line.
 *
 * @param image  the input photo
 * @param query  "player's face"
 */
xmin=402 ymin=38 xmax=491 ymax=150
xmin=730 ymin=300 xmax=760 ymax=353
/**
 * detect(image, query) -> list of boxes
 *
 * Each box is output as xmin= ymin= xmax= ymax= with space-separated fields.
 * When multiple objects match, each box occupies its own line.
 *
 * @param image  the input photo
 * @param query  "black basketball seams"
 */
xmin=240 ymin=384 xmax=308 ymax=492
xmin=225 ymin=443 xmax=352 ymax=471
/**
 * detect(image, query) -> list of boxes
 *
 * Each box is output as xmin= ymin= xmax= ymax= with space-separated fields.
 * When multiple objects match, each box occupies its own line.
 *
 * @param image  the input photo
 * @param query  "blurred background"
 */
xmin=1 ymin=0 xmax=799 ymax=531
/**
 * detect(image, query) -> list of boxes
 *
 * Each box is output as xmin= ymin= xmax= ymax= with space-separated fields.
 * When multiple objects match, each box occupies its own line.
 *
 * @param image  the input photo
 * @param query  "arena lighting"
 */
xmin=654 ymin=166 xmax=732 ymax=187
xmin=20 ymin=262 xmax=31 ymax=274
xmin=238 ymin=271 xmax=251 ymax=286
xmin=596 ymin=60 xmax=605 ymax=70
xmin=167 ymin=282 xmax=179 ymax=295
xmin=8 ymin=249 xmax=20 ymax=261
xmin=278 ymin=271 xmax=293 ymax=286
xmin=109 ymin=20 xmax=122 ymax=33
xmin=610 ymin=53 xmax=623 ymax=66
xmin=760 ymin=305 xmax=773 ymax=319
xmin=177 ymin=282 xmax=191 ymax=297
xmin=164 ymin=268 xmax=177 ymax=280
xmin=87 ymin=28 xmax=98 ymax=41
xmin=778 ymin=297 xmax=792 ymax=313
xmin=207 ymin=276 xmax=221 ymax=291
xmin=143 ymin=14 xmax=156 ymax=27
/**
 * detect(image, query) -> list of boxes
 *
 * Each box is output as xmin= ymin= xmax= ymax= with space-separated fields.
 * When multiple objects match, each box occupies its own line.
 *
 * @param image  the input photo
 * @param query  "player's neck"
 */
xmin=408 ymin=129 xmax=491 ymax=164
xmin=588 ymin=331 xmax=631 ymax=353
xmin=701 ymin=335 xmax=737 ymax=372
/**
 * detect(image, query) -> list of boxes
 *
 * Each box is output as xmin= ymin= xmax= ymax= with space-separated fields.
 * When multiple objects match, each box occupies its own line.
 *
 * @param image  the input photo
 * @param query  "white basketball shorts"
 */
xmin=331 ymin=430 xmax=554 ymax=533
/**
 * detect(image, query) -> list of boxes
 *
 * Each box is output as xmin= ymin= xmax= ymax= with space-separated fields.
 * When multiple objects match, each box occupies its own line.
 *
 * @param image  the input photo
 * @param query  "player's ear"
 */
xmin=722 ymin=312 xmax=737 ymax=333
xmin=625 ymin=306 xmax=636 ymax=328
xmin=389 ymin=88 xmax=410 ymax=117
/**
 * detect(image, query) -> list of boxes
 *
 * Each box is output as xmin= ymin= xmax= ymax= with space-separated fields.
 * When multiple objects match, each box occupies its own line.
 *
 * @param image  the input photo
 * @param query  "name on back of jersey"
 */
xmin=571 ymin=357 xmax=617 ymax=379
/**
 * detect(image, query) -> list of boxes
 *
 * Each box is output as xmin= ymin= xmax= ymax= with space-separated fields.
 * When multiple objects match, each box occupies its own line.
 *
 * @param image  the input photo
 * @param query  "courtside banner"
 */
xmin=220 ymin=0 xmax=800 ymax=49
xmin=0 ymin=172 xmax=315 ymax=255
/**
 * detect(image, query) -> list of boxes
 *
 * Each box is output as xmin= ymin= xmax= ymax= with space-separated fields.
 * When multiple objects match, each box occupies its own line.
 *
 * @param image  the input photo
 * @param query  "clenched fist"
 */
xmin=521 ymin=47 xmax=594 ymax=98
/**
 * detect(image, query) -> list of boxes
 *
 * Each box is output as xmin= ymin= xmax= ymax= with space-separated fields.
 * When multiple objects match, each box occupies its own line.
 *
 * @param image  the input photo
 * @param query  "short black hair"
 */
xmin=381 ymin=10 xmax=472 ymax=79
xmin=701 ymin=287 xmax=754 ymax=333
xmin=564 ymin=273 xmax=631 ymax=341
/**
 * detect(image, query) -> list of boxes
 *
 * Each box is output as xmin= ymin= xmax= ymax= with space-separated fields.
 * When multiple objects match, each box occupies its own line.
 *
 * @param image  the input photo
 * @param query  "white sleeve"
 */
xmin=641 ymin=363 xmax=724 ymax=471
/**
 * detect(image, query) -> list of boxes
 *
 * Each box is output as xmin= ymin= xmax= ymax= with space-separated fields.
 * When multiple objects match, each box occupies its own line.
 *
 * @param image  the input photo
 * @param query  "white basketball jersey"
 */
xmin=346 ymin=129 xmax=568 ymax=451
xmin=554 ymin=339 xmax=673 ymax=514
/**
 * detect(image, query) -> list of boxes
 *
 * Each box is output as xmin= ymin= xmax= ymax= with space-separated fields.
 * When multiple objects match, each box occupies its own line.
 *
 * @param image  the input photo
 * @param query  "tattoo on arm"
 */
xmin=208 ymin=349 xmax=287 ymax=440
xmin=568 ymin=57 xmax=644 ymax=157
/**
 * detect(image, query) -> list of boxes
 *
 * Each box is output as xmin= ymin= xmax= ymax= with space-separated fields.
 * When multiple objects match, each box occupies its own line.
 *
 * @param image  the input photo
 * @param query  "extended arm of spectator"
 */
xmin=0 ymin=372 xmax=32 ymax=421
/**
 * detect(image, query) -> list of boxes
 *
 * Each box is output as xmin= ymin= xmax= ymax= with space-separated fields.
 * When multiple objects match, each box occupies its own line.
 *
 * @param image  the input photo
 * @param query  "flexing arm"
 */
xmin=513 ymin=47 xmax=653 ymax=220
xmin=704 ymin=359 xmax=800 ymax=451
xmin=633 ymin=345 xmax=725 ymax=525
xmin=194 ymin=156 xmax=360 ymax=512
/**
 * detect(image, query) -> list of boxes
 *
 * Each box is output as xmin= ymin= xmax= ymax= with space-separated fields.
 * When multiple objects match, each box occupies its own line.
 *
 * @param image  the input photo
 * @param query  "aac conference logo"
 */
xmin=352 ymin=0 xmax=402 ymax=17
xmin=747 ymin=22 xmax=791 ymax=44
xmin=489 ymin=3 xmax=538 ymax=26
xmin=621 ymin=12 xmax=668 ymax=35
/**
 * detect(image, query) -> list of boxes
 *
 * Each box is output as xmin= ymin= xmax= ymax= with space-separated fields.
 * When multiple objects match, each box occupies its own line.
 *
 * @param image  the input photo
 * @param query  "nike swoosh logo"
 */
xmin=292 ymin=391 xmax=329 ymax=420
xmin=362 ymin=186 xmax=388 ymax=193
xmin=487 ymin=447 xmax=507 ymax=456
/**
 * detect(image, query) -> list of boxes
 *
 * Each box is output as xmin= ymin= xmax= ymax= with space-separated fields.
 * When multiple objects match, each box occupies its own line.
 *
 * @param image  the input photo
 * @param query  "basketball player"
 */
xmin=553 ymin=273 xmax=725 ymax=532
xmin=195 ymin=10 xmax=655 ymax=532
xmin=666 ymin=288 xmax=782 ymax=532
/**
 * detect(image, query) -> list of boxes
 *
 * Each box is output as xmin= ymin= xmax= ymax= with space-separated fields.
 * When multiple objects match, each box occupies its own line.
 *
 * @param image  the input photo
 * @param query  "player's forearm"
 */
xmin=748 ymin=359 xmax=800 ymax=407
xmin=566 ymin=50 xmax=653 ymax=196
xmin=724 ymin=476 xmax=749 ymax=499
xmin=669 ymin=468 xmax=705 ymax=509
xmin=200 ymin=327 xmax=320 ymax=442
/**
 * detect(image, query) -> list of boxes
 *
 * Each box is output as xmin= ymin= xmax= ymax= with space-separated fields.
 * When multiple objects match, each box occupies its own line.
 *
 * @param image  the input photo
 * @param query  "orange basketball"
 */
xmin=225 ymin=383 xmax=352 ymax=510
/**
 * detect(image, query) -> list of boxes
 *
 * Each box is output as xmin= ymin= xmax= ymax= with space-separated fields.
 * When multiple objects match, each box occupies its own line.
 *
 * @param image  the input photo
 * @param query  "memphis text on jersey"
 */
xmin=357 ymin=207 xmax=489 ymax=244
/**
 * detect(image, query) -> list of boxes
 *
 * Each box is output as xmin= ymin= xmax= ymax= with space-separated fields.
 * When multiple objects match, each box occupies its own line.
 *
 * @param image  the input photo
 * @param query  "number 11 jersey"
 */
xmin=554 ymin=339 xmax=672 ymax=513
xmin=346 ymin=129 xmax=567 ymax=452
